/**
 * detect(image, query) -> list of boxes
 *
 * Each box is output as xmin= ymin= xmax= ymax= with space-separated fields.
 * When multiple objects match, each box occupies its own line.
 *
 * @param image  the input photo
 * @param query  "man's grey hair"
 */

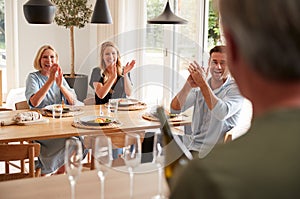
xmin=219 ymin=0 xmax=300 ymax=82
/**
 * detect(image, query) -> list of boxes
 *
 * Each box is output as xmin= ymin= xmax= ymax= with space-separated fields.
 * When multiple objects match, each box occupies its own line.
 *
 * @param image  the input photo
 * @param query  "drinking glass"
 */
xmin=108 ymin=99 xmax=119 ymax=120
xmin=53 ymin=104 xmax=63 ymax=119
xmin=65 ymin=138 xmax=83 ymax=199
xmin=152 ymin=132 xmax=167 ymax=199
xmin=123 ymin=133 xmax=142 ymax=199
xmin=99 ymin=104 xmax=104 ymax=116
xmin=94 ymin=135 xmax=113 ymax=199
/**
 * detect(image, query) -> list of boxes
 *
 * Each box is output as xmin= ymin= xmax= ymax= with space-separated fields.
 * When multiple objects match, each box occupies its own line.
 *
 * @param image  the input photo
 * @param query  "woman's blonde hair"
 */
xmin=33 ymin=45 xmax=58 ymax=71
xmin=99 ymin=41 xmax=123 ymax=83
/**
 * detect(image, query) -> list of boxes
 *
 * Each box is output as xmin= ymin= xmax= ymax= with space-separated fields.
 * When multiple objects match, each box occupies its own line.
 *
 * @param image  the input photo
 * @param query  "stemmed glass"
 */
xmin=65 ymin=138 xmax=83 ymax=199
xmin=152 ymin=132 xmax=167 ymax=199
xmin=94 ymin=135 xmax=113 ymax=199
xmin=123 ymin=133 xmax=142 ymax=199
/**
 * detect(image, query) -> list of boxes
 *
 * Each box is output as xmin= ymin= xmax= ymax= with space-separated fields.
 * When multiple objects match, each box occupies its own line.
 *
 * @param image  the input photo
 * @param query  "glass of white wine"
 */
xmin=94 ymin=135 xmax=113 ymax=199
xmin=152 ymin=132 xmax=168 ymax=199
xmin=123 ymin=133 xmax=142 ymax=199
xmin=65 ymin=138 xmax=83 ymax=199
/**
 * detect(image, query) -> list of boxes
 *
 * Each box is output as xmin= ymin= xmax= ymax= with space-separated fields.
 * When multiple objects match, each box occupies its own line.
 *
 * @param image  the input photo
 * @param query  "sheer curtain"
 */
xmin=93 ymin=0 xmax=209 ymax=105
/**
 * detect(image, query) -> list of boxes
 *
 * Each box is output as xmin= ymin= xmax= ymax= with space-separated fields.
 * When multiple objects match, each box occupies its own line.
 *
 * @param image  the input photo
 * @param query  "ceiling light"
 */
xmin=148 ymin=0 xmax=187 ymax=24
xmin=91 ymin=0 xmax=113 ymax=24
xmin=23 ymin=0 xmax=56 ymax=24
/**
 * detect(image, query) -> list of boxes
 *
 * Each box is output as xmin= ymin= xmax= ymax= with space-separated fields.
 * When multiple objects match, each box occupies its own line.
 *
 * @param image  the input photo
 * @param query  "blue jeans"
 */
xmin=112 ymin=148 xmax=123 ymax=159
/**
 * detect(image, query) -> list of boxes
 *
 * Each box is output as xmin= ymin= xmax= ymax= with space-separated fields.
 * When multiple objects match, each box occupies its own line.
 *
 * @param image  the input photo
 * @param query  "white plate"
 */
xmin=44 ymin=104 xmax=81 ymax=113
xmin=118 ymin=99 xmax=139 ymax=107
xmin=18 ymin=118 xmax=49 ymax=125
xmin=79 ymin=115 xmax=115 ymax=126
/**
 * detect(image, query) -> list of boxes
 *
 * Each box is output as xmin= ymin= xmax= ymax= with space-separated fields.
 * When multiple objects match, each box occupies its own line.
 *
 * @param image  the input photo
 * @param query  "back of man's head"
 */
xmin=219 ymin=0 xmax=300 ymax=82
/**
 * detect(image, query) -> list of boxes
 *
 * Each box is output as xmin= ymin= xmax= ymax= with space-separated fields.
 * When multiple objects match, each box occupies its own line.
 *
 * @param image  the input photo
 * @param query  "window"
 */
xmin=137 ymin=0 xmax=210 ymax=107
xmin=208 ymin=0 xmax=222 ymax=47
xmin=0 ymin=0 xmax=5 ymax=100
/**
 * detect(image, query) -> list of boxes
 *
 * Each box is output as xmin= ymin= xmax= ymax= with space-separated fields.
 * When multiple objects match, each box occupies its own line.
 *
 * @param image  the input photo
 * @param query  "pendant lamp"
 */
xmin=91 ymin=0 xmax=113 ymax=24
xmin=148 ymin=0 xmax=187 ymax=24
xmin=23 ymin=0 xmax=56 ymax=24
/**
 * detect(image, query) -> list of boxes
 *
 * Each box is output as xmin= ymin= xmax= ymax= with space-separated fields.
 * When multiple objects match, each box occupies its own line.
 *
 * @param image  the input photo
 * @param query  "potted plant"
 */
xmin=51 ymin=0 xmax=93 ymax=101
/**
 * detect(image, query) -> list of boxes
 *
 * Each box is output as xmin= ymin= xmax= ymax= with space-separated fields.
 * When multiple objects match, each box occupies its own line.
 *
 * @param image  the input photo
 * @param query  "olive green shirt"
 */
xmin=170 ymin=108 xmax=300 ymax=199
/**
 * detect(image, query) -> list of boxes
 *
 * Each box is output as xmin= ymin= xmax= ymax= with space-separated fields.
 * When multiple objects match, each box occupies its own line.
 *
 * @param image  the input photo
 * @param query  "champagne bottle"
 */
xmin=156 ymin=106 xmax=193 ymax=186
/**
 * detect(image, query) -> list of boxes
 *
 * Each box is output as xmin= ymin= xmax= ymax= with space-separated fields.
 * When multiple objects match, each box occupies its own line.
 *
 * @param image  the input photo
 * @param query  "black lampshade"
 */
xmin=91 ymin=0 xmax=113 ymax=24
xmin=148 ymin=1 xmax=187 ymax=24
xmin=23 ymin=0 xmax=56 ymax=24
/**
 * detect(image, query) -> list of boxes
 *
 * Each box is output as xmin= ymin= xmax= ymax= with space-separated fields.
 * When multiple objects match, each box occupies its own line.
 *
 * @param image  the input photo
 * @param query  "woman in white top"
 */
xmin=25 ymin=44 xmax=86 ymax=175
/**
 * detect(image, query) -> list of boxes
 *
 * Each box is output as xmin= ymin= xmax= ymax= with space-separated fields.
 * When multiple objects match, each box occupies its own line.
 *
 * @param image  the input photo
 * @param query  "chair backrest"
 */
xmin=84 ymin=131 xmax=145 ymax=169
xmin=0 ymin=143 xmax=41 ymax=181
xmin=15 ymin=101 xmax=30 ymax=110
xmin=6 ymin=87 xmax=26 ymax=110
xmin=0 ymin=108 xmax=12 ymax=111
xmin=83 ymin=97 xmax=95 ymax=105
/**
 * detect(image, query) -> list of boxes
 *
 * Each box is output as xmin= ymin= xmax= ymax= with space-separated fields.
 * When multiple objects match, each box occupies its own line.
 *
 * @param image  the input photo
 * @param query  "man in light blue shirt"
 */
xmin=171 ymin=46 xmax=244 ymax=157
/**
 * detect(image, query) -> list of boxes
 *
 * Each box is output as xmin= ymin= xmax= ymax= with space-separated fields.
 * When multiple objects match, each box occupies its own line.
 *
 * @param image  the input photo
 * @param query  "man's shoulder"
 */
xmin=225 ymin=76 xmax=238 ymax=86
xmin=221 ymin=77 xmax=241 ymax=94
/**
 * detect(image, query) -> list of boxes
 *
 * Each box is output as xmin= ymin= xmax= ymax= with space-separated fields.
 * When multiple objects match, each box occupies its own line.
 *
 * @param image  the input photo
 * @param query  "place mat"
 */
xmin=71 ymin=120 xmax=122 ymax=130
xmin=105 ymin=102 xmax=147 ymax=111
xmin=142 ymin=112 xmax=184 ymax=122
xmin=39 ymin=109 xmax=84 ymax=118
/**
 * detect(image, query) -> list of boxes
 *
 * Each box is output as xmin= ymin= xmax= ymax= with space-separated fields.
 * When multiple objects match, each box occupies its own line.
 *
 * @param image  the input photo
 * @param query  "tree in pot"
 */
xmin=51 ymin=0 xmax=92 ymax=101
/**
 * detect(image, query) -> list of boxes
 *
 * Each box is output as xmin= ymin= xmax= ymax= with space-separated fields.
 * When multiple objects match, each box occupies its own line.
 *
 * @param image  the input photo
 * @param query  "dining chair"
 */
xmin=83 ymin=131 xmax=145 ymax=170
xmin=83 ymin=135 xmax=118 ymax=170
xmin=0 ymin=143 xmax=41 ymax=181
xmin=2 ymin=102 xmax=31 ymax=172
xmin=0 ymin=108 xmax=12 ymax=111
xmin=15 ymin=100 xmax=30 ymax=110
xmin=83 ymin=97 xmax=95 ymax=105
xmin=5 ymin=87 xmax=27 ymax=110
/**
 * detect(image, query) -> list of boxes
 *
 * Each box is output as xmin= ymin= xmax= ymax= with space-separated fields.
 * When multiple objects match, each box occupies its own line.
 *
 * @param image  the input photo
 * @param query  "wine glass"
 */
xmin=65 ymin=138 xmax=83 ymax=199
xmin=99 ymin=104 xmax=104 ymax=116
xmin=152 ymin=132 xmax=167 ymax=199
xmin=94 ymin=135 xmax=113 ymax=199
xmin=108 ymin=99 xmax=119 ymax=121
xmin=123 ymin=133 xmax=142 ymax=199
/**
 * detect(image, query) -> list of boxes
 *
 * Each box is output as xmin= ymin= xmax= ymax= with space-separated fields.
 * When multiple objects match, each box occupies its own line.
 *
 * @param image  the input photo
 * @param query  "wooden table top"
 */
xmin=0 ymin=163 xmax=170 ymax=199
xmin=0 ymin=105 xmax=191 ymax=143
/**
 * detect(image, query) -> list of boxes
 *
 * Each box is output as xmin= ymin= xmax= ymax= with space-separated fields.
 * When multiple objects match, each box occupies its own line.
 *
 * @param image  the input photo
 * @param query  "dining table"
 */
xmin=0 ymin=102 xmax=191 ymax=198
xmin=0 ymin=162 xmax=170 ymax=199
xmin=0 ymin=104 xmax=192 ymax=144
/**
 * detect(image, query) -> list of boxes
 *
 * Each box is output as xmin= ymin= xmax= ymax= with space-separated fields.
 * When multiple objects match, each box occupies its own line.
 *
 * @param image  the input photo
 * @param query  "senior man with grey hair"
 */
xmin=170 ymin=0 xmax=300 ymax=198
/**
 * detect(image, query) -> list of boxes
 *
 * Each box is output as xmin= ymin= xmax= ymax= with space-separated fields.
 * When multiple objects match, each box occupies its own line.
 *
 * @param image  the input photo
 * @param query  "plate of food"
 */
xmin=79 ymin=115 xmax=115 ymax=126
xmin=149 ymin=106 xmax=178 ymax=118
xmin=118 ymin=98 xmax=139 ymax=107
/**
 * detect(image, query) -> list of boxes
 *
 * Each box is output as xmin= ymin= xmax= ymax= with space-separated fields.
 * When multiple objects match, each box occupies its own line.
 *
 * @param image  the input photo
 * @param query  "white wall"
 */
xmin=7 ymin=0 xmax=99 ymax=91
xmin=5 ymin=0 xmax=209 ymax=105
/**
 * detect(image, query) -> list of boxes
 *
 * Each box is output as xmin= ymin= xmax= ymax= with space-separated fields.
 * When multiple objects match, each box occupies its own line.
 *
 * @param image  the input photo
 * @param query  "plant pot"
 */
xmin=63 ymin=74 xmax=88 ymax=102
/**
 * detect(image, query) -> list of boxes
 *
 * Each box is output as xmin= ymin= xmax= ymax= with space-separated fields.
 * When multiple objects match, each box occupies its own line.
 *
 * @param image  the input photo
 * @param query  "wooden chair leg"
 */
xmin=91 ymin=154 xmax=95 ymax=170
xmin=5 ymin=161 xmax=9 ymax=173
